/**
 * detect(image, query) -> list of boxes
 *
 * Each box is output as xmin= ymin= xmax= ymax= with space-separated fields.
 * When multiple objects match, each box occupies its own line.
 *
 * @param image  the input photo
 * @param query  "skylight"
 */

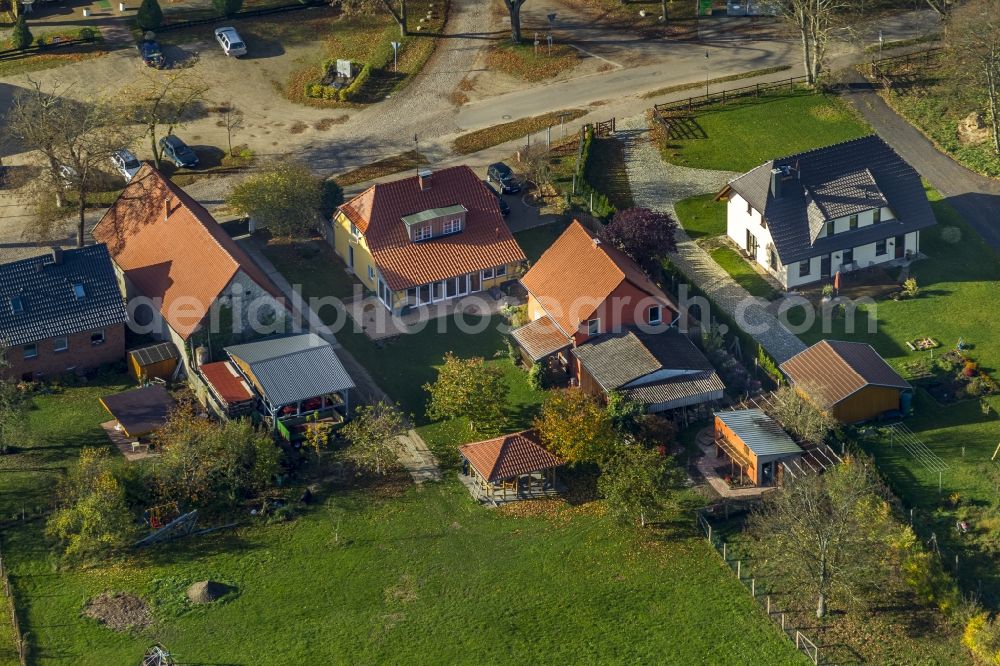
xmin=9 ymin=296 xmax=24 ymax=314
xmin=72 ymin=283 xmax=85 ymax=300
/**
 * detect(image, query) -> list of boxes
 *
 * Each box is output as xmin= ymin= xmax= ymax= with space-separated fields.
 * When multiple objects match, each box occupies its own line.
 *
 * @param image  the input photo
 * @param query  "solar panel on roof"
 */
xmin=129 ymin=342 xmax=179 ymax=366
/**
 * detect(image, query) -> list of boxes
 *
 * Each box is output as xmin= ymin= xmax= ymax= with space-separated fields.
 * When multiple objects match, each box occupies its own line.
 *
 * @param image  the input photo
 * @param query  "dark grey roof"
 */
xmin=0 ymin=245 xmax=127 ymax=347
xmin=715 ymin=409 xmax=802 ymax=457
xmin=510 ymin=316 xmax=571 ymax=362
xmin=225 ymin=333 xmax=355 ymax=408
xmin=727 ymin=136 xmax=937 ymax=264
xmin=573 ymin=326 xmax=714 ymax=391
xmin=620 ymin=373 xmax=725 ymax=411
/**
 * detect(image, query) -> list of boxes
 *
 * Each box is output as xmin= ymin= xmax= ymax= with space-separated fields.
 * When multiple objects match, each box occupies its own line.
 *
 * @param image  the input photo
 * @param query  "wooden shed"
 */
xmin=128 ymin=342 xmax=180 ymax=382
xmin=780 ymin=340 xmax=911 ymax=423
xmin=714 ymin=409 xmax=803 ymax=487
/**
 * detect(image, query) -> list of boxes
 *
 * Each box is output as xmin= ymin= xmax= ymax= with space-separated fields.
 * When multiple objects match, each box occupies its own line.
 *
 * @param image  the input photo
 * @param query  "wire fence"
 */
xmin=696 ymin=510 xmax=821 ymax=665
xmin=0 ymin=537 xmax=27 ymax=666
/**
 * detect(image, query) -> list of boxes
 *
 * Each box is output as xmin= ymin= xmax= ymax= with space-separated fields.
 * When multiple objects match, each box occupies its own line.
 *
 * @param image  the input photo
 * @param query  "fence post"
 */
xmin=736 ymin=559 xmax=741 ymax=579
xmin=751 ymin=578 xmax=755 ymax=597
xmin=722 ymin=541 xmax=726 ymax=561
xmin=722 ymin=89 xmax=726 ymax=105
xmin=707 ymin=524 xmax=712 ymax=542
xmin=766 ymin=595 xmax=770 ymax=614
xmin=781 ymin=613 xmax=785 ymax=630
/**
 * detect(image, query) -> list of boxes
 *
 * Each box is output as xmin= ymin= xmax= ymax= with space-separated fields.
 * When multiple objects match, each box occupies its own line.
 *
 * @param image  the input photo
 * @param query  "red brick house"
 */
xmin=0 ymin=245 xmax=128 ymax=381
xmin=511 ymin=221 xmax=723 ymax=416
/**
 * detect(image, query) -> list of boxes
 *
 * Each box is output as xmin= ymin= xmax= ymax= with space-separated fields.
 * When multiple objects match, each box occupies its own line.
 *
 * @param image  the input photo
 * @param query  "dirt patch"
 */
xmin=314 ymin=116 xmax=349 ymax=131
xmin=83 ymin=592 xmax=152 ymax=632
xmin=289 ymin=120 xmax=309 ymax=134
xmin=186 ymin=580 xmax=232 ymax=604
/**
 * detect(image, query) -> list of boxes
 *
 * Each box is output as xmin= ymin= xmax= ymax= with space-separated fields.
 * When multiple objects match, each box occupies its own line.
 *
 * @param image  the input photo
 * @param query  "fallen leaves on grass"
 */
xmin=452 ymin=109 xmax=587 ymax=155
xmin=314 ymin=116 xmax=349 ymax=131
xmin=485 ymin=42 xmax=580 ymax=82
xmin=334 ymin=150 xmax=429 ymax=187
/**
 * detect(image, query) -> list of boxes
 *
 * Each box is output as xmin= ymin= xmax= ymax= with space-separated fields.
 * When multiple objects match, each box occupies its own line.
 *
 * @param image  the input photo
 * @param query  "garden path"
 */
xmin=616 ymin=114 xmax=807 ymax=363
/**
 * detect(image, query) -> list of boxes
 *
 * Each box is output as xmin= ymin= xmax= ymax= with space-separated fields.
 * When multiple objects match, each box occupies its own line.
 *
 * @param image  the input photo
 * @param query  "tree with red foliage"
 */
xmin=598 ymin=207 xmax=678 ymax=277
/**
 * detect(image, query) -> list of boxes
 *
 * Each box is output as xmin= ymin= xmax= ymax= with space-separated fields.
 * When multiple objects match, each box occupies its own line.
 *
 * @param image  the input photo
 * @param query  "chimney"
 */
xmin=163 ymin=196 xmax=173 ymax=221
xmin=418 ymin=169 xmax=433 ymax=191
xmin=592 ymin=237 xmax=601 ymax=248
xmin=769 ymin=167 xmax=783 ymax=199
xmin=50 ymin=246 xmax=64 ymax=265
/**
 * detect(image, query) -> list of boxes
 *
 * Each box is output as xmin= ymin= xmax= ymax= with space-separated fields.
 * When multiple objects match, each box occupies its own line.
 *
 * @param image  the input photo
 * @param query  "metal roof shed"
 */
xmin=224 ymin=333 xmax=356 ymax=440
xmin=713 ymin=409 xmax=803 ymax=487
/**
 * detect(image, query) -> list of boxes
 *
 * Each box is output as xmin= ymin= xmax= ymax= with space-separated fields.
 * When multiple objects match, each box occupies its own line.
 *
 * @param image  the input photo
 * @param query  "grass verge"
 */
xmin=453 ymin=109 xmax=587 ymax=155
xmin=334 ymin=151 xmax=429 ymax=188
xmin=0 ymin=28 xmax=106 ymax=78
xmin=652 ymin=89 xmax=870 ymax=172
xmin=674 ymin=193 xmax=727 ymax=239
xmin=641 ymin=65 xmax=793 ymax=100
xmin=484 ymin=42 xmax=580 ymax=82
xmin=584 ymin=136 xmax=633 ymax=211
xmin=709 ymin=245 xmax=780 ymax=300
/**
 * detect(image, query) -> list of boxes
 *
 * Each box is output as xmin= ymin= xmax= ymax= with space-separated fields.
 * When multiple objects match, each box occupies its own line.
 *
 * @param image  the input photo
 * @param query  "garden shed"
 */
xmin=713 ymin=409 xmax=803 ymax=487
xmin=100 ymin=385 xmax=175 ymax=460
xmin=199 ymin=360 xmax=255 ymax=418
xmin=128 ymin=342 xmax=180 ymax=382
xmin=224 ymin=333 xmax=355 ymax=441
xmin=780 ymin=340 xmax=911 ymax=423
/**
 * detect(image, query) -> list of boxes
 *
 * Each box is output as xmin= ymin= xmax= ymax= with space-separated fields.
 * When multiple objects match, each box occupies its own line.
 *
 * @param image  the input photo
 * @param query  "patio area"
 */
xmin=346 ymin=289 xmax=525 ymax=341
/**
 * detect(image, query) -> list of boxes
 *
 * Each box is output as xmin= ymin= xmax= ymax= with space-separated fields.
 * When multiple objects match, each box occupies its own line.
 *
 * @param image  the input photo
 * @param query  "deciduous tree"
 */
xmin=599 ymin=207 xmax=678 ymax=277
xmin=137 ymin=0 xmax=163 ymax=30
xmin=227 ymin=161 xmax=324 ymax=237
xmin=123 ymin=69 xmax=208 ymax=170
xmin=341 ymin=402 xmax=406 ymax=476
xmin=942 ymin=0 xmax=1000 ymax=156
xmin=46 ymin=448 xmax=136 ymax=561
xmin=747 ymin=461 xmax=895 ymax=618
xmin=605 ymin=391 xmax=644 ymax=436
xmin=425 ymin=353 xmax=508 ymax=437
xmin=218 ymin=101 xmax=245 ymax=157
xmin=598 ymin=442 xmax=684 ymax=527
xmin=0 ymin=378 xmax=28 ymax=455
xmin=769 ymin=385 xmax=839 ymax=445
xmin=377 ymin=0 xmax=407 ymax=37
xmin=534 ymin=389 xmax=615 ymax=464
xmin=503 ymin=0 xmax=527 ymax=43
xmin=779 ymin=0 xmax=849 ymax=84
xmin=11 ymin=15 xmax=32 ymax=51
xmin=213 ymin=0 xmax=243 ymax=17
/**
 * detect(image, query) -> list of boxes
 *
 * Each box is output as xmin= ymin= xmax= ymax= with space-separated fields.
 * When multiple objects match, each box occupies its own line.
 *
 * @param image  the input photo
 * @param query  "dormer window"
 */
xmin=586 ymin=319 xmax=601 ymax=336
xmin=72 ymin=283 xmax=85 ymax=300
xmin=442 ymin=218 xmax=462 ymax=235
xmin=414 ymin=225 xmax=433 ymax=241
xmin=9 ymin=296 xmax=24 ymax=314
xmin=401 ymin=205 xmax=468 ymax=243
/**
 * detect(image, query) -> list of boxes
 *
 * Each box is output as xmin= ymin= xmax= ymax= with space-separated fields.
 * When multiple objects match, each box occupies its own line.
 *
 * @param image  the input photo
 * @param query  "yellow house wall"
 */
xmin=333 ymin=211 xmax=379 ymax=292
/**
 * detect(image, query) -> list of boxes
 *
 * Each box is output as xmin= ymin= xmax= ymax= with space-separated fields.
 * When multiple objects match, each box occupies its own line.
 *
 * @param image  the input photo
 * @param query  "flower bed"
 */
xmin=903 ymin=349 xmax=1000 ymax=404
xmin=906 ymin=336 xmax=940 ymax=351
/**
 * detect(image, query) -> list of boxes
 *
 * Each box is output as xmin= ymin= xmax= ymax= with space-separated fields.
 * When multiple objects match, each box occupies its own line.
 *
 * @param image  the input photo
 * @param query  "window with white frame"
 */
xmin=368 ymin=265 xmax=375 ymax=281
xmin=23 ymin=343 xmax=37 ymax=359
xmin=414 ymin=225 xmax=433 ymax=241
xmin=53 ymin=336 xmax=68 ymax=352
xmin=798 ymin=259 xmax=810 ymax=277
xmin=442 ymin=218 xmax=462 ymax=235
xmin=648 ymin=305 xmax=662 ymax=325
xmin=482 ymin=267 xmax=495 ymax=280
xmin=875 ymin=239 xmax=887 ymax=256
xmin=585 ymin=319 xmax=601 ymax=336
xmin=495 ymin=265 xmax=507 ymax=277
xmin=350 ymin=223 xmax=360 ymax=238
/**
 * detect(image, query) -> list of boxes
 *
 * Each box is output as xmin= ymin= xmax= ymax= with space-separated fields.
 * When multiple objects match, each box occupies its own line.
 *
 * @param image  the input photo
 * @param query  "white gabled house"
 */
xmin=717 ymin=136 xmax=937 ymax=290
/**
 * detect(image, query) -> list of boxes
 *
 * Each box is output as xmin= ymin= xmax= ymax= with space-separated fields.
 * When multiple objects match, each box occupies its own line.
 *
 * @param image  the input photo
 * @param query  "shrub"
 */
xmin=11 ymin=16 xmax=33 ymax=51
xmin=339 ymin=64 xmax=371 ymax=102
xmin=940 ymin=226 xmax=962 ymax=244
xmin=504 ymin=336 xmax=520 ymax=366
xmin=902 ymin=276 xmax=919 ymax=298
xmin=527 ymin=362 xmax=545 ymax=391
xmin=320 ymin=178 xmax=344 ymax=218
xmin=821 ymin=284 xmax=834 ymax=298
xmin=963 ymin=361 xmax=978 ymax=378
xmin=212 ymin=0 xmax=243 ymax=16
xmin=137 ymin=0 xmax=163 ymax=30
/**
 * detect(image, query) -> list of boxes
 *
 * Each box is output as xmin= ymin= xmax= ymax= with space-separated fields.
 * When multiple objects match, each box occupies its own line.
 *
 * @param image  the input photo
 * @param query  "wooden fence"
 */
xmin=0 ymin=33 xmax=100 ymax=62
xmin=652 ymin=75 xmax=811 ymax=118
xmin=157 ymin=0 xmax=327 ymax=32
xmin=868 ymin=47 xmax=942 ymax=89
xmin=696 ymin=510 xmax=821 ymax=665
xmin=0 ymin=537 xmax=27 ymax=666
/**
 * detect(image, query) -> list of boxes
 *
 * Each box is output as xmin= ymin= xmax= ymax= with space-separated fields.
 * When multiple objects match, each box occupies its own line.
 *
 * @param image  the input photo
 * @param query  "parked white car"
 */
xmin=214 ymin=27 xmax=247 ymax=57
xmin=111 ymin=149 xmax=142 ymax=182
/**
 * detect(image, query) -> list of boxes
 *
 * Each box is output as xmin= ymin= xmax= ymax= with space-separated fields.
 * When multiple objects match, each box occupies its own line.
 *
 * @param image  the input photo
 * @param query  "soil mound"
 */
xmin=83 ymin=592 xmax=152 ymax=632
xmin=186 ymin=580 xmax=231 ymax=604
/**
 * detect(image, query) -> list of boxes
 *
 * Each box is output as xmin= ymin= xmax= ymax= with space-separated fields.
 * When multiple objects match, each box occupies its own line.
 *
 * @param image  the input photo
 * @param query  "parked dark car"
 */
xmin=159 ymin=135 xmax=199 ymax=168
xmin=137 ymin=39 xmax=165 ymax=68
xmin=482 ymin=180 xmax=510 ymax=216
xmin=487 ymin=162 xmax=520 ymax=194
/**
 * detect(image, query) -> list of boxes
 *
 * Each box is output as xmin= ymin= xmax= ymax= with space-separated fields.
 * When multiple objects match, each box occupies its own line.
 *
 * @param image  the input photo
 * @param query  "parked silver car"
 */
xmin=111 ymin=149 xmax=142 ymax=182
xmin=214 ymin=27 xmax=247 ymax=57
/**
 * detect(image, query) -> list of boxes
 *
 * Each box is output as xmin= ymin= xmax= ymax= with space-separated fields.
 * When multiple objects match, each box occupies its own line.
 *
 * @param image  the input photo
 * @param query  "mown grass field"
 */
xmin=655 ymin=90 xmax=870 ymax=173
xmin=708 ymin=245 xmax=779 ymax=300
xmin=674 ymin=193 xmax=727 ymax=240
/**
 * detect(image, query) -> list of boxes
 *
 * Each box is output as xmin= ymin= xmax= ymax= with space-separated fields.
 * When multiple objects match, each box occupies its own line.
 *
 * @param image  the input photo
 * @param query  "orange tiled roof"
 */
xmin=458 ymin=430 xmax=563 ymax=483
xmin=200 ymin=360 xmax=255 ymax=405
xmin=780 ymin=340 xmax=910 ymax=409
xmin=520 ymin=221 xmax=674 ymax=337
xmin=93 ymin=165 xmax=284 ymax=340
xmin=337 ymin=166 xmax=526 ymax=291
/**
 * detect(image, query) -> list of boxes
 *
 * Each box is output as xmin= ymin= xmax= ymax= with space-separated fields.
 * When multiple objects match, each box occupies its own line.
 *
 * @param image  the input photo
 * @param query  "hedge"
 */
xmin=576 ymin=126 xmax=614 ymax=219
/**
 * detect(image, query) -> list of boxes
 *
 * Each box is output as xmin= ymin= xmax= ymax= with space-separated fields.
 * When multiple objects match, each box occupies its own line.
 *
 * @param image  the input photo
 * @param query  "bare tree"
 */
xmin=123 ymin=69 xmax=208 ymax=170
xmin=942 ymin=0 xmax=1000 ymax=155
xmin=780 ymin=0 xmax=850 ymax=84
xmin=8 ymin=80 xmax=134 ymax=247
xmin=747 ymin=461 xmax=895 ymax=619
xmin=217 ymin=102 xmax=245 ymax=157
xmin=377 ymin=0 xmax=407 ymax=37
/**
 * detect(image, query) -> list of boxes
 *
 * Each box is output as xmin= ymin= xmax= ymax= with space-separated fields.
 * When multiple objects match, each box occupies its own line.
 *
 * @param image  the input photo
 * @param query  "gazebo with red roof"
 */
xmin=458 ymin=430 xmax=564 ymax=503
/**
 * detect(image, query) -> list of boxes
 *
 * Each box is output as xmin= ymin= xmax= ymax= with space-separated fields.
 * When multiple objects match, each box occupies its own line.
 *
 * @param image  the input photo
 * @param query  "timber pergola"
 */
xmin=458 ymin=430 xmax=564 ymax=503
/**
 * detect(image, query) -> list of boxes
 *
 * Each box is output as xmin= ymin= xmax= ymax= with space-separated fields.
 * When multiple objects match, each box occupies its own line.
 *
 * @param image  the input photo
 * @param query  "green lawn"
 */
xmin=585 ymin=137 xmax=634 ymax=212
xmin=514 ymin=222 xmax=570 ymax=264
xmin=674 ymin=193 xmax=728 ymax=239
xmin=260 ymin=238 xmax=362 ymax=301
xmin=709 ymin=245 xmax=780 ymax=300
xmin=6 ymin=477 xmax=804 ymax=665
xmin=656 ymin=90 xmax=871 ymax=172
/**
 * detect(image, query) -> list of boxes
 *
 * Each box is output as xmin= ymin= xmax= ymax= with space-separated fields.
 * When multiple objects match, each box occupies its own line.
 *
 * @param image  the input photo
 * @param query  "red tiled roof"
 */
xmin=780 ymin=340 xmax=910 ymax=408
xmin=521 ymin=221 xmax=674 ymax=337
xmin=458 ymin=430 xmax=563 ymax=483
xmin=337 ymin=165 xmax=526 ymax=291
xmin=200 ymin=361 xmax=255 ymax=405
xmin=92 ymin=165 xmax=284 ymax=340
